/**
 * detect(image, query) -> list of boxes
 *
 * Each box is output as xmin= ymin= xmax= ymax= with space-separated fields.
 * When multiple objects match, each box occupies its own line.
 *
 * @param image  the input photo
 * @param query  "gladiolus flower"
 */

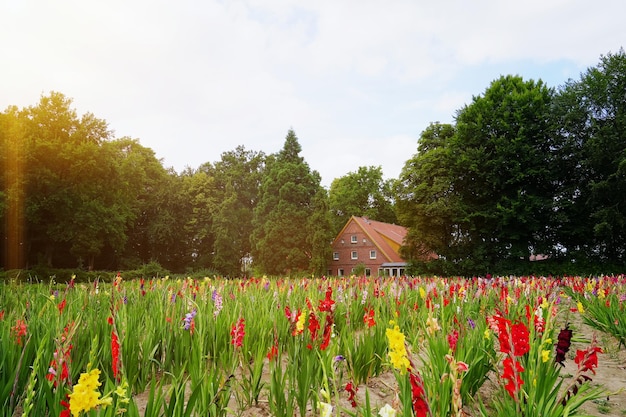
xmin=11 ymin=319 xmax=27 ymax=346
xmin=456 ymin=360 xmax=469 ymax=373
xmin=574 ymin=345 xmax=602 ymax=374
xmin=363 ymin=308 xmax=376 ymax=328
xmin=386 ymin=324 xmax=410 ymax=372
xmin=295 ymin=310 xmax=306 ymax=335
xmin=555 ymin=325 xmax=573 ymax=365
xmin=425 ymin=314 xmax=441 ymax=336
xmin=409 ymin=371 xmax=429 ymax=417
xmin=378 ymin=404 xmax=397 ymax=417
xmin=182 ymin=309 xmax=197 ymax=333
xmin=267 ymin=343 xmax=279 ymax=362
xmin=320 ymin=314 xmax=334 ymax=350
xmin=447 ymin=329 xmax=459 ymax=352
xmin=58 ymin=299 xmax=67 ymax=314
xmin=60 ymin=395 xmax=71 ymax=417
xmin=213 ymin=291 xmax=223 ymax=318
xmin=308 ymin=312 xmax=320 ymax=340
xmin=319 ymin=402 xmax=333 ymax=417
xmin=68 ymin=369 xmax=111 ymax=416
xmin=542 ymin=349 xmax=551 ymax=363
xmin=345 ymin=381 xmax=358 ymax=407
xmin=230 ymin=317 xmax=245 ymax=348
xmin=319 ymin=286 xmax=335 ymax=312
xmin=502 ymin=357 xmax=524 ymax=399
xmin=111 ymin=331 xmax=120 ymax=380
xmin=510 ymin=322 xmax=530 ymax=356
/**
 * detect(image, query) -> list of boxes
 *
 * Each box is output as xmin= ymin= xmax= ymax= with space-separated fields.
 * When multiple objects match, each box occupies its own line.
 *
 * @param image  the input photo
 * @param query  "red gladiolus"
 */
xmin=267 ymin=343 xmax=279 ymax=362
xmin=320 ymin=314 xmax=333 ymax=351
xmin=11 ymin=319 xmax=27 ymax=346
xmin=502 ymin=357 xmax=524 ymax=399
xmin=319 ymin=286 xmax=335 ymax=312
xmin=46 ymin=323 xmax=73 ymax=388
xmin=46 ymin=358 xmax=70 ymax=387
xmin=409 ymin=371 xmax=429 ymax=417
xmin=447 ymin=329 xmax=459 ymax=352
xmin=308 ymin=312 xmax=320 ymax=340
xmin=574 ymin=345 xmax=602 ymax=375
xmin=57 ymin=299 xmax=67 ymax=314
xmin=111 ymin=331 xmax=120 ymax=381
xmin=510 ymin=322 xmax=530 ymax=356
xmin=231 ymin=317 xmax=245 ymax=348
xmin=60 ymin=395 xmax=71 ymax=417
xmin=345 ymin=381 xmax=358 ymax=407
xmin=494 ymin=316 xmax=511 ymax=354
xmin=363 ymin=308 xmax=376 ymax=328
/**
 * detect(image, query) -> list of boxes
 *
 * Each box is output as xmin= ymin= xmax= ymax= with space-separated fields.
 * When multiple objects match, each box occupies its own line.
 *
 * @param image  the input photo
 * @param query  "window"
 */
xmin=351 ymin=235 xmax=357 ymax=243
xmin=369 ymin=250 xmax=376 ymax=259
xmin=365 ymin=268 xmax=371 ymax=276
xmin=351 ymin=251 xmax=358 ymax=260
xmin=333 ymin=252 xmax=339 ymax=260
xmin=338 ymin=269 xmax=344 ymax=276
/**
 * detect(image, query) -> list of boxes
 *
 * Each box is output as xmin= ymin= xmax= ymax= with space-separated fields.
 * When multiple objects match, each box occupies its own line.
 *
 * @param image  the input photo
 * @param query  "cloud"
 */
xmin=1 ymin=0 xmax=624 ymax=185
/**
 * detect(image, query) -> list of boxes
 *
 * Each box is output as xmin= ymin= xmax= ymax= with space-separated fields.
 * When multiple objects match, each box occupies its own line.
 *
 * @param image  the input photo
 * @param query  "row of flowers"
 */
xmin=0 ymin=274 xmax=624 ymax=416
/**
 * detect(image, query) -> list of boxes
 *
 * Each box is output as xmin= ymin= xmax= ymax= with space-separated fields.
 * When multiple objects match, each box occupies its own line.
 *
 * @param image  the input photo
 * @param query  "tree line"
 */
xmin=396 ymin=49 xmax=626 ymax=276
xmin=1 ymin=49 xmax=625 ymax=277
xmin=0 ymin=93 xmax=394 ymax=276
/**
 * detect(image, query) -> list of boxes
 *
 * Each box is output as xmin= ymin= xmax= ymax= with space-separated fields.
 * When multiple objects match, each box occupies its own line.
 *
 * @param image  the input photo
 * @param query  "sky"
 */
xmin=1 ymin=1 xmax=625 ymax=187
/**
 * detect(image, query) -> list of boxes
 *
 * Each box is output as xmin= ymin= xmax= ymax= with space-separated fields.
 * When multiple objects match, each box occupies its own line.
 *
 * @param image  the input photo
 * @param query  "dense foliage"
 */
xmin=1 ymin=49 xmax=626 ymax=277
xmin=397 ymin=49 xmax=626 ymax=276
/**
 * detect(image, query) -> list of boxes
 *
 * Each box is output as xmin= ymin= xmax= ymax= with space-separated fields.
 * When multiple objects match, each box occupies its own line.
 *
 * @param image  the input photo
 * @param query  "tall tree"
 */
xmin=307 ymin=187 xmax=334 ymax=276
xmin=118 ymin=138 xmax=191 ymax=272
xmin=449 ymin=75 xmax=556 ymax=273
xmin=552 ymin=48 xmax=626 ymax=265
xmin=395 ymin=123 xmax=457 ymax=273
xmin=206 ymin=146 xmax=265 ymax=277
xmin=20 ymin=92 xmax=135 ymax=269
xmin=328 ymin=166 xmax=397 ymax=234
xmin=251 ymin=129 xmax=329 ymax=275
xmin=0 ymin=106 xmax=27 ymax=269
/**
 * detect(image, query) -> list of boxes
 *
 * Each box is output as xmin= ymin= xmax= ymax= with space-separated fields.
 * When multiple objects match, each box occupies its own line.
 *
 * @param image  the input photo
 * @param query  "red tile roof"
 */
xmin=351 ymin=216 xmax=407 ymax=263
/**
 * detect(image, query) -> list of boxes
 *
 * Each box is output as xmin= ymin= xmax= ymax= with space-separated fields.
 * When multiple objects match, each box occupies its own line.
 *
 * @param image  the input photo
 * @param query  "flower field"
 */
xmin=1 ymin=274 xmax=625 ymax=417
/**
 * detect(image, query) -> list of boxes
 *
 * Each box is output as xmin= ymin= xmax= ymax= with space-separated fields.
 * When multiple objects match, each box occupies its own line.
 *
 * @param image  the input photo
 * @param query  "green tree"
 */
xmin=20 ymin=92 xmax=136 ymax=269
xmin=552 ymin=48 xmax=626 ymax=266
xmin=207 ymin=146 xmax=265 ymax=277
xmin=117 ymin=138 xmax=191 ymax=272
xmin=307 ymin=187 xmax=334 ymax=276
xmin=395 ymin=123 xmax=457 ymax=274
xmin=449 ymin=75 xmax=556 ymax=273
xmin=251 ymin=129 xmax=329 ymax=275
xmin=328 ymin=166 xmax=397 ymax=234
xmin=0 ymin=106 xmax=27 ymax=269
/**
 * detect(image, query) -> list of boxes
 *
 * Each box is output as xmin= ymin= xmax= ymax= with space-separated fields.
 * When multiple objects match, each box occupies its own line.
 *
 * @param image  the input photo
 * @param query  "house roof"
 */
xmin=333 ymin=216 xmax=407 ymax=263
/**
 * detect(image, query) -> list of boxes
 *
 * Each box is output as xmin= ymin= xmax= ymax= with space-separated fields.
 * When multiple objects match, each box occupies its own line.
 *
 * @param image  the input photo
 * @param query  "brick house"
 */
xmin=328 ymin=216 xmax=409 ymax=277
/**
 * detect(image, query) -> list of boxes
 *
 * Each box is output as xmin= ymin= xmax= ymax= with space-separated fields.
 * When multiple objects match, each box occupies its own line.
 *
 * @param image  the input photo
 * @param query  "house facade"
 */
xmin=328 ymin=216 xmax=408 ymax=277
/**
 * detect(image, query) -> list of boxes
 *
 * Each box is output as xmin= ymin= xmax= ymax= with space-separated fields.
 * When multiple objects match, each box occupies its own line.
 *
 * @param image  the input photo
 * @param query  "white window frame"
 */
xmin=351 ymin=235 xmax=358 ymax=243
xmin=333 ymin=252 xmax=339 ymax=260
xmin=351 ymin=251 xmax=358 ymax=260
xmin=369 ymin=250 xmax=377 ymax=259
